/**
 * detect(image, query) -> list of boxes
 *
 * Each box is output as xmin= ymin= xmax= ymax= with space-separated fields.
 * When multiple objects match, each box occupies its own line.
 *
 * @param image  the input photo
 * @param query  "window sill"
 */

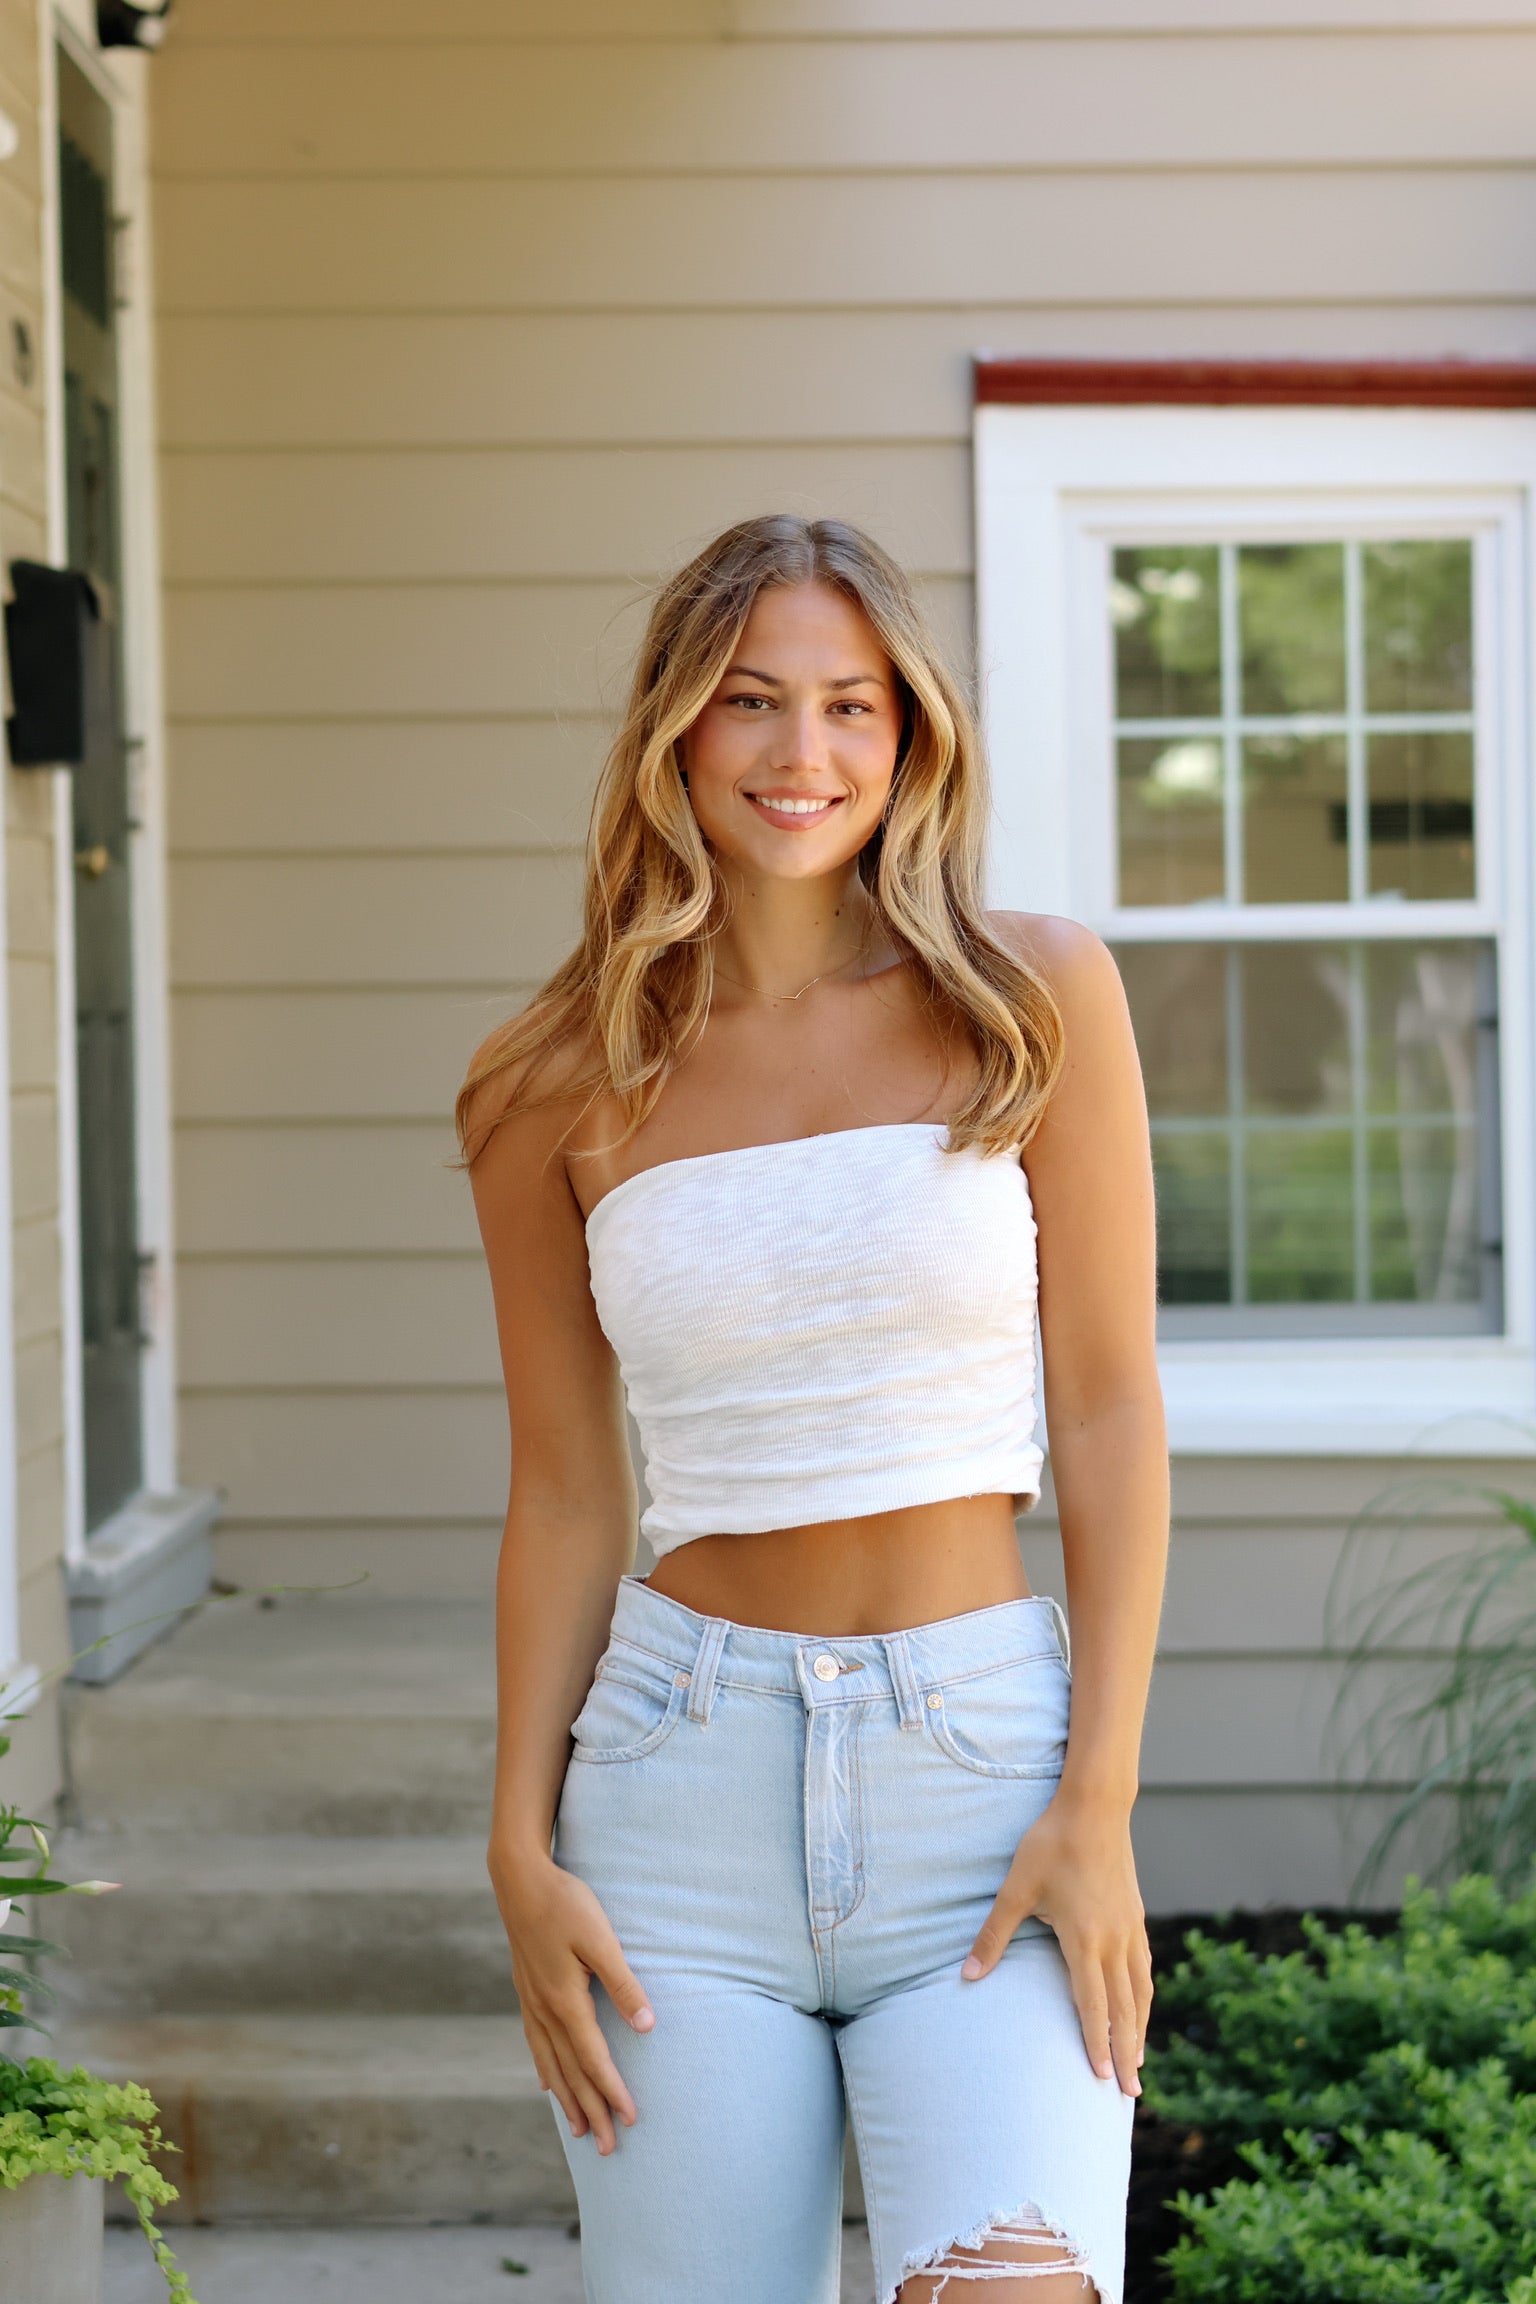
xmin=1158 ymin=1336 xmax=1536 ymax=1456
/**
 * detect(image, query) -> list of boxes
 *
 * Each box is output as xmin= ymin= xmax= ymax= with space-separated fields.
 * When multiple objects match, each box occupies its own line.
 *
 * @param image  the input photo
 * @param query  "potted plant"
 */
xmin=1 ymin=1672 xmax=198 ymax=2303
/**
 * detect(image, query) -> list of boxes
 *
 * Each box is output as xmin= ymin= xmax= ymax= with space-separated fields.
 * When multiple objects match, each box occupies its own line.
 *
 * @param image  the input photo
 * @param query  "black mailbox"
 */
xmin=5 ymin=560 xmax=102 ymax=767
xmin=97 ymin=1 xmax=173 ymax=49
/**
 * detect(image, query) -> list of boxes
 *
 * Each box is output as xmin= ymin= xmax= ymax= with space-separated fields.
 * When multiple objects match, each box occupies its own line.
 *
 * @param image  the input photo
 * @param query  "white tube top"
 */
xmin=584 ymin=1121 xmax=1043 ymax=1558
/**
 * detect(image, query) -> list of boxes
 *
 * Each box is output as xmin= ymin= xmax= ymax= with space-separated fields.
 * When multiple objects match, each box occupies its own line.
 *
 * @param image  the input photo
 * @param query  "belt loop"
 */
xmin=687 ymin=1616 xmax=728 ymax=1725
xmin=882 ymin=1629 xmax=923 ymax=1730
xmin=1048 ymin=1598 xmax=1072 ymax=1676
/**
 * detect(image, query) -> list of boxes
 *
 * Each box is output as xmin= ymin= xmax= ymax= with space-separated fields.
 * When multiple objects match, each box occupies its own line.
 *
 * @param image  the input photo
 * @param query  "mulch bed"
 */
xmin=1125 ymin=1908 xmax=1399 ymax=2304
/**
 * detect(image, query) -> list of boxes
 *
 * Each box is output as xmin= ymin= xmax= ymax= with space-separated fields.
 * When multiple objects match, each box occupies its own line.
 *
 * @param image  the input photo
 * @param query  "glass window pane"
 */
xmin=1365 ymin=941 xmax=1480 ymax=1119
xmin=1117 ymin=943 xmax=1228 ymax=1116
xmin=1152 ymin=1136 xmax=1231 ymax=1305
xmin=1110 ymin=938 xmax=1496 ymax=1333
xmin=1246 ymin=1128 xmax=1355 ymax=1302
xmin=1367 ymin=730 xmax=1474 ymax=900
xmin=1363 ymin=539 xmax=1472 ymax=712
xmin=1243 ymin=733 xmax=1348 ymax=904
xmin=1242 ymin=943 xmax=1352 ymax=1117
xmin=1238 ymin=543 xmax=1345 ymax=715
xmin=1117 ymin=736 xmax=1225 ymax=907
xmin=1112 ymin=546 xmax=1221 ymax=719
xmin=1370 ymin=1125 xmax=1480 ymax=1305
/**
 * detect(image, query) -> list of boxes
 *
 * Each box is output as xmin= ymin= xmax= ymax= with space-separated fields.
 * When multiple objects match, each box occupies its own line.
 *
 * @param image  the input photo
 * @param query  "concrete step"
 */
xmin=50 ymin=1834 xmax=516 ymax=2016
xmin=62 ymin=1595 xmax=497 ymax=1835
xmin=102 ymin=2222 xmax=881 ymax=2302
xmin=61 ymin=2014 xmax=575 ymax=2225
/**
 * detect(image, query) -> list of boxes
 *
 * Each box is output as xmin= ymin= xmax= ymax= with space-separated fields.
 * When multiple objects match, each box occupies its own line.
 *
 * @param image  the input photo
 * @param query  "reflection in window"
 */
xmin=1367 ymin=731 xmax=1474 ymax=900
xmin=1244 ymin=734 xmax=1348 ymax=904
xmin=1112 ymin=537 xmax=1475 ymax=907
xmin=1117 ymin=735 xmax=1224 ymax=907
xmin=1110 ymin=545 xmax=1220 ymax=719
xmin=1240 ymin=543 xmax=1345 ymax=715
xmin=1364 ymin=540 xmax=1473 ymax=713
xmin=1116 ymin=941 xmax=1500 ymax=1336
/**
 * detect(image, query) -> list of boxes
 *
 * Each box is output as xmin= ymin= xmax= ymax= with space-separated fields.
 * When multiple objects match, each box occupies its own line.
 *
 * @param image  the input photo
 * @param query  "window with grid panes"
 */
xmin=1107 ymin=538 xmax=1500 ymax=1338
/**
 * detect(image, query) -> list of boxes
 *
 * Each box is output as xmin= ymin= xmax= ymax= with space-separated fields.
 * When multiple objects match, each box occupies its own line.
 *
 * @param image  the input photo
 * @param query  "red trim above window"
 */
xmin=973 ymin=358 xmax=1536 ymax=410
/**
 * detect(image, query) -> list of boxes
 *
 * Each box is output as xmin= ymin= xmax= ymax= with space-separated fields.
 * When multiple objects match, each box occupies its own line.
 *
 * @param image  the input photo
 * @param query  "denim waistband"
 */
xmin=606 ymin=1575 xmax=1069 ymax=1729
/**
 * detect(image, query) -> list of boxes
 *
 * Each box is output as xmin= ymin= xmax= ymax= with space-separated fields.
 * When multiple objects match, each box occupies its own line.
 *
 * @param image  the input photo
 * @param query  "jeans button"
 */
xmin=812 ymin=1653 xmax=839 ymax=1682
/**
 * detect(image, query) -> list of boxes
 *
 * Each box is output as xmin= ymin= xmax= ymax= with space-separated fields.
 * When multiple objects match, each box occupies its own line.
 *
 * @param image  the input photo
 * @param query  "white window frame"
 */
xmin=975 ymin=402 xmax=1536 ymax=1457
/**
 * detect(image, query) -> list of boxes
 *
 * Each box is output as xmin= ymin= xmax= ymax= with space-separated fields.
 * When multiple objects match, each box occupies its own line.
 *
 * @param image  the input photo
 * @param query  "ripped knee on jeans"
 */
xmin=897 ymin=2205 xmax=1098 ymax=2302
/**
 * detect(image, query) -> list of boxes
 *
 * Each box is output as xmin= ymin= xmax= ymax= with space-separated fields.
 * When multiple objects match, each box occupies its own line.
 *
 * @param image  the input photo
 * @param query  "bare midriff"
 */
xmin=644 ymin=1492 xmax=1030 ymax=1637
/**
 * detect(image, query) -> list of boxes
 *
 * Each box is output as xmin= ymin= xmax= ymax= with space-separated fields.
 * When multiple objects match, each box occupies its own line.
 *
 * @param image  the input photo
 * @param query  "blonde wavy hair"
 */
xmin=456 ymin=514 xmax=1063 ymax=1161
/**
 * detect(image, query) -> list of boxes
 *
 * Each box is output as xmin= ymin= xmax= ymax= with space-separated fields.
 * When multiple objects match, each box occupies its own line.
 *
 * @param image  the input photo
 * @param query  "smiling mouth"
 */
xmin=746 ymin=793 xmax=844 ymax=823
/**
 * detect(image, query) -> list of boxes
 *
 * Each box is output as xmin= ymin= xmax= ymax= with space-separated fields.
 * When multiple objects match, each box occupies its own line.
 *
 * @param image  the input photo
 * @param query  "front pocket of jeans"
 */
xmin=924 ymin=1656 xmax=1069 ymax=1780
xmin=569 ymin=1661 xmax=687 ymax=1764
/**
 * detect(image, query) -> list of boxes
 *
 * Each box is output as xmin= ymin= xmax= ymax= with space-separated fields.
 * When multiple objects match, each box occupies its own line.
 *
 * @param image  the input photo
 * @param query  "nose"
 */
xmin=775 ymin=698 xmax=831 ymax=775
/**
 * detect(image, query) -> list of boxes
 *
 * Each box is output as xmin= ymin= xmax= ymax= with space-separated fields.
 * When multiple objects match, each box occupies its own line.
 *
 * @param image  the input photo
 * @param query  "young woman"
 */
xmin=459 ymin=515 xmax=1167 ymax=2304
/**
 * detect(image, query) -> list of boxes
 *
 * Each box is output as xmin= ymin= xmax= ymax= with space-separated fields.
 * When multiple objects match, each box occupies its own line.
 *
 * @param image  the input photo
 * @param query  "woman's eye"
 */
xmin=727 ymin=693 xmax=772 ymax=710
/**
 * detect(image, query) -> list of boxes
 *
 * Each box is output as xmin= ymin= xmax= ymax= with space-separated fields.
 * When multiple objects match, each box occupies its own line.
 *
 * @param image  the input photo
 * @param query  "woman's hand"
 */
xmin=961 ymin=1792 xmax=1152 ymax=2097
xmin=489 ymin=1846 xmax=655 ymax=2154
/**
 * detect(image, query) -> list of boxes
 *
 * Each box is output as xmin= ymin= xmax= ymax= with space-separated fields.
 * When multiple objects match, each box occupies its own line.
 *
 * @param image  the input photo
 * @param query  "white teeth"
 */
xmin=755 ymin=795 xmax=834 ymax=815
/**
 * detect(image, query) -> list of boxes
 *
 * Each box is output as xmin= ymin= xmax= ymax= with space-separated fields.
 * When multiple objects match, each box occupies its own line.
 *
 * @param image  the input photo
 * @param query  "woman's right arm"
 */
xmin=467 ymin=1084 xmax=655 ymax=2156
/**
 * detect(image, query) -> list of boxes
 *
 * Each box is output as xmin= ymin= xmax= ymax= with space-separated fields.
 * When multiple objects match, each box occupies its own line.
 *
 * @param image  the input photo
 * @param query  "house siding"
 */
xmin=154 ymin=0 xmax=1536 ymax=1905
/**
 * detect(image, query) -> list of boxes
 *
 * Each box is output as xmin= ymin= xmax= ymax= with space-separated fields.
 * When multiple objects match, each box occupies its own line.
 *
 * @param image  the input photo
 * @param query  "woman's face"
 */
xmin=680 ymin=581 xmax=903 ymax=883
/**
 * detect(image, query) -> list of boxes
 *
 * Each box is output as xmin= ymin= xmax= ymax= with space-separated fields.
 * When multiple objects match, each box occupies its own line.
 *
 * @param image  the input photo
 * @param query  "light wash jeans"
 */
xmin=552 ymin=1577 xmax=1134 ymax=2304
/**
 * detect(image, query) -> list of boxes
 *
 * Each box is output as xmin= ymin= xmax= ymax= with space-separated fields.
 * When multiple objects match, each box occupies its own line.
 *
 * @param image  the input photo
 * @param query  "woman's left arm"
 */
xmin=962 ymin=915 xmax=1169 ymax=2100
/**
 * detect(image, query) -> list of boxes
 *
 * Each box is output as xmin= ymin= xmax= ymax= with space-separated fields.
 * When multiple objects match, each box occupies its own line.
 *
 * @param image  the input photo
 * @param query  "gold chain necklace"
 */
xmin=711 ymin=955 xmax=864 ymax=1003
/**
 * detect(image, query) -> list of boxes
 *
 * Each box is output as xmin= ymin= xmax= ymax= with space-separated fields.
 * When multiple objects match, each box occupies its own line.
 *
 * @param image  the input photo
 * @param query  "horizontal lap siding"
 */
xmin=157 ymin=0 xmax=1535 ymax=1905
xmin=167 ymin=2 xmax=1536 ymax=42
xmin=149 ymin=36 xmax=1536 ymax=173
xmin=155 ymin=174 xmax=1536 ymax=311
xmin=154 ymin=309 xmax=1536 ymax=452
xmin=161 ymin=445 xmax=973 ymax=582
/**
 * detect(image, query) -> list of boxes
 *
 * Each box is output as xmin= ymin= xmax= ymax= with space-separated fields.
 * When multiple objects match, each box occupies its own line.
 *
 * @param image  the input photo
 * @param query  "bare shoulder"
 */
xmin=986 ymin=909 xmax=1126 ymax=1016
xmin=459 ymin=1017 xmax=598 ymax=1179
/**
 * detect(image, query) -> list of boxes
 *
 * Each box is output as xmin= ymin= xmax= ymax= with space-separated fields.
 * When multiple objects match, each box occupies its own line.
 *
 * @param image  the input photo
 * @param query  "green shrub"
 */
xmin=1146 ymin=1877 xmax=1536 ymax=2304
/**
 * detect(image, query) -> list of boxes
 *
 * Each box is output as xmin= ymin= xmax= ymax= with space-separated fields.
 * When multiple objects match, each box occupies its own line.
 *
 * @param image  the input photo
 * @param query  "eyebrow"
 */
xmin=725 ymin=665 xmax=886 ymax=691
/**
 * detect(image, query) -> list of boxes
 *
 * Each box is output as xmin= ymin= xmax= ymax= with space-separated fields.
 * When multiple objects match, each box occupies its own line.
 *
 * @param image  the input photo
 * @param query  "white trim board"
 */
xmin=45 ymin=19 xmax=182 ymax=1567
xmin=974 ymin=402 xmax=1536 ymax=1456
xmin=39 ymin=3 xmax=84 ymax=1570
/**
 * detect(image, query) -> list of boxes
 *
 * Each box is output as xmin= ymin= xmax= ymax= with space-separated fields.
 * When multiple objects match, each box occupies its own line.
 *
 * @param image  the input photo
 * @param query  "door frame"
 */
xmin=42 ymin=4 xmax=179 ymax=1569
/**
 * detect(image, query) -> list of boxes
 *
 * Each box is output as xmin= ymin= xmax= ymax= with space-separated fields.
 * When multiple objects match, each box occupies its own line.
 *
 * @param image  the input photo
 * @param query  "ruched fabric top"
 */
xmin=584 ymin=1121 xmax=1043 ymax=1559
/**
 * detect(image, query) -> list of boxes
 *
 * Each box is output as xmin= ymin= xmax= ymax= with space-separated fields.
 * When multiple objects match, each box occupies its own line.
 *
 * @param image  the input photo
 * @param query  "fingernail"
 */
xmin=961 ymin=1956 xmax=983 ymax=1981
xmin=1095 ymin=2060 xmax=1114 ymax=2081
xmin=630 ymin=2007 xmax=655 ymax=2033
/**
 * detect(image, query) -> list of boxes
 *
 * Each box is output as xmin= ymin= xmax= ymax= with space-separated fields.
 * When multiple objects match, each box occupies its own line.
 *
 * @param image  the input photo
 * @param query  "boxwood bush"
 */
xmin=1143 ymin=1876 xmax=1536 ymax=2304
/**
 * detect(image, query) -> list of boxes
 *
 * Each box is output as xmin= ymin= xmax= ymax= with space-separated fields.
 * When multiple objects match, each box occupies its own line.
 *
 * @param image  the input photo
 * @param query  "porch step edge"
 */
xmin=59 ymin=2014 xmax=573 ymax=2225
